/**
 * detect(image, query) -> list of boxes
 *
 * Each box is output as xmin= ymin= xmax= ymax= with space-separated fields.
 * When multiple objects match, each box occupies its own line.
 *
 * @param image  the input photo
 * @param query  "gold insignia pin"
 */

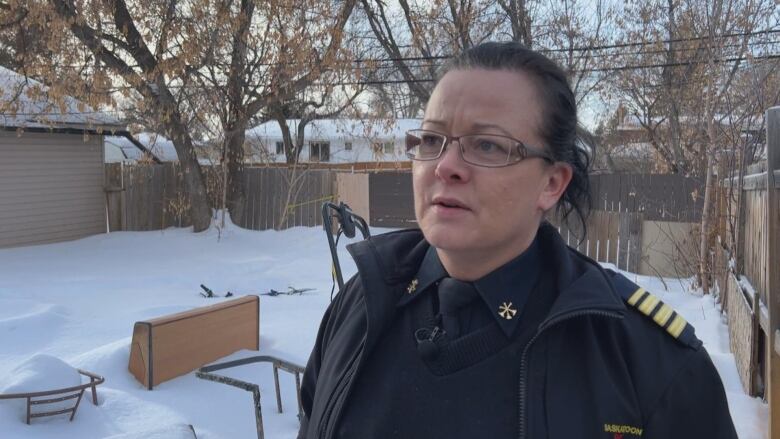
xmin=406 ymin=279 xmax=419 ymax=294
xmin=498 ymin=302 xmax=517 ymax=320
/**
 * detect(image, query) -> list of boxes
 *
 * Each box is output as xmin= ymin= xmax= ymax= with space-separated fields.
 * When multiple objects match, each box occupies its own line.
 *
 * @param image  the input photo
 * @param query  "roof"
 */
xmin=247 ymin=118 xmax=421 ymax=140
xmin=104 ymin=133 xmax=179 ymax=162
xmin=0 ymin=66 xmax=124 ymax=132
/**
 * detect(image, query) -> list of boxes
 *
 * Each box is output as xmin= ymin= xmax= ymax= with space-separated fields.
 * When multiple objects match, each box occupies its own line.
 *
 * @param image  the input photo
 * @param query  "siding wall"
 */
xmin=0 ymin=130 xmax=105 ymax=248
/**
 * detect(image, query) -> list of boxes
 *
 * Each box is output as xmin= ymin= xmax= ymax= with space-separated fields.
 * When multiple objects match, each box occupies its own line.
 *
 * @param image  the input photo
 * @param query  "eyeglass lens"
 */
xmin=406 ymin=131 xmax=522 ymax=166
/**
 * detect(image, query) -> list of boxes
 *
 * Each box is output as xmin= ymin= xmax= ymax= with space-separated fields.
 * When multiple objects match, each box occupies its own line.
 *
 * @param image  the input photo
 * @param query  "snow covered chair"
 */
xmin=0 ymin=368 xmax=104 ymax=424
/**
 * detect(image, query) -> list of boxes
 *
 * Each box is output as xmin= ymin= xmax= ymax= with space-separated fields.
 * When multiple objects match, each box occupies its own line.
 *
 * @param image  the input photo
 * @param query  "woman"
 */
xmin=298 ymin=42 xmax=737 ymax=439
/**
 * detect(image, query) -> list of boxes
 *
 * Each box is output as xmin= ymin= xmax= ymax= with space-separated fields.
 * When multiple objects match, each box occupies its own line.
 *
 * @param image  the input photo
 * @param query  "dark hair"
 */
xmin=438 ymin=41 xmax=592 ymax=238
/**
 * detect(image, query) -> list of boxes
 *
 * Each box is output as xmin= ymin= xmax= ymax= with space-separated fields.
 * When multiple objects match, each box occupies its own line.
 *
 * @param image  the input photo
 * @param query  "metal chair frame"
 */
xmin=196 ymin=355 xmax=305 ymax=439
xmin=0 ymin=369 xmax=104 ymax=424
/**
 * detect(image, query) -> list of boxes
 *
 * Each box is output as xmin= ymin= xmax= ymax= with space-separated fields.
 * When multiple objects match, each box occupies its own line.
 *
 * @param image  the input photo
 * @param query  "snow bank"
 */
xmin=0 ymin=300 xmax=69 ymax=354
xmin=0 ymin=354 xmax=81 ymax=394
xmin=102 ymin=424 xmax=196 ymax=439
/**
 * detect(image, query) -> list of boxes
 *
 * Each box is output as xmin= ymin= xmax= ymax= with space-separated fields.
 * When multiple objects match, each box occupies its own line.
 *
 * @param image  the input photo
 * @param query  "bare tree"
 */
xmin=2 ymin=0 xmax=360 ymax=230
xmin=609 ymin=0 xmax=778 ymax=291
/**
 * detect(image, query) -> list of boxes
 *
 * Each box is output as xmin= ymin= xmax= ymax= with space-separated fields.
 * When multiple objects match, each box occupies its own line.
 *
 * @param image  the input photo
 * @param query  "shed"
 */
xmin=0 ymin=67 xmax=125 ymax=248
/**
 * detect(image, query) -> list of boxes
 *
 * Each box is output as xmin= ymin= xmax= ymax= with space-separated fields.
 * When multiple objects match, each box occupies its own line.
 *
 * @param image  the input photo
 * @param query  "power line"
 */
xmin=41 ymin=28 xmax=778 ymax=71
xmin=321 ymin=52 xmax=780 ymax=85
xmin=324 ymin=28 xmax=780 ymax=64
xmin=9 ymin=49 xmax=778 ymax=99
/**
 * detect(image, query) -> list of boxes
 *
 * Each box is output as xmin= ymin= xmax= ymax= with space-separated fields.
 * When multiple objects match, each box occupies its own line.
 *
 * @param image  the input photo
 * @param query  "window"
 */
xmin=344 ymin=142 xmax=353 ymax=151
xmin=275 ymin=141 xmax=284 ymax=155
xmin=310 ymin=141 xmax=330 ymax=162
xmin=372 ymin=141 xmax=394 ymax=155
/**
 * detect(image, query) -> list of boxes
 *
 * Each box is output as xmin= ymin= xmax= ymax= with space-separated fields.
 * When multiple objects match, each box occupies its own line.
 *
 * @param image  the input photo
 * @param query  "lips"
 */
xmin=432 ymin=196 xmax=470 ymax=210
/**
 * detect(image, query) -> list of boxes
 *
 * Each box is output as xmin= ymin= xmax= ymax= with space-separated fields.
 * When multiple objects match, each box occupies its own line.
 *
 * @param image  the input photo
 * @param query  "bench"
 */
xmin=129 ymin=296 xmax=259 ymax=390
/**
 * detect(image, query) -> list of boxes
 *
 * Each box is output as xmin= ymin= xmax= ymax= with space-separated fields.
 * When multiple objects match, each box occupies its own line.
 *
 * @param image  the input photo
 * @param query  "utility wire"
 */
xmin=31 ymin=28 xmax=780 ymax=70
xmin=8 ymin=48 xmax=779 ymax=108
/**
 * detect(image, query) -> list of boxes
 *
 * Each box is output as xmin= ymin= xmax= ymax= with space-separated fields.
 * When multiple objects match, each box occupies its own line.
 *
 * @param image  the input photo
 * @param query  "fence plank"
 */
xmin=766 ymin=106 xmax=780 ymax=438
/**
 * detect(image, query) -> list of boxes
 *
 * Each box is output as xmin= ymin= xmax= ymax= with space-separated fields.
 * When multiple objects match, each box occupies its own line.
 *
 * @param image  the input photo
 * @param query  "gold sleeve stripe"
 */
xmin=627 ymin=288 xmax=646 ymax=306
xmin=667 ymin=314 xmax=688 ymax=338
xmin=653 ymin=304 xmax=674 ymax=327
xmin=638 ymin=293 xmax=661 ymax=316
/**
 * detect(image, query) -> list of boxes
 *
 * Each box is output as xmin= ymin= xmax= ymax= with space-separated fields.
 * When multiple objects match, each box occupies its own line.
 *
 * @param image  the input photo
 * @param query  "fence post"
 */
xmin=766 ymin=106 xmax=780 ymax=439
xmin=618 ymin=212 xmax=643 ymax=273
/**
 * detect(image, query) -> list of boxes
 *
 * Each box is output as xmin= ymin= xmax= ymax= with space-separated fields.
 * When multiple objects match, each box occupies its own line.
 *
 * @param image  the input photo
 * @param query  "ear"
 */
xmin=537 ymin=162 xmax=573 ymax=212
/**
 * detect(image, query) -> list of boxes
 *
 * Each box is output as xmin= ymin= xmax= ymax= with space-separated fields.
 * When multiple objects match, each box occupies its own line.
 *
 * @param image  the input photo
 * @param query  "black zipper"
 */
xmin=318 ymin=337 xmax=366 ymax=439
xmin=517 ymin=309 xmax=623 ymax=439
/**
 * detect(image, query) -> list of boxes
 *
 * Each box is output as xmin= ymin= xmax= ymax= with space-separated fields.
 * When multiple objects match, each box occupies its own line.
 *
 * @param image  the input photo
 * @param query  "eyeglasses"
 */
xmin=405 ymin=129 xmax=554 ymax=168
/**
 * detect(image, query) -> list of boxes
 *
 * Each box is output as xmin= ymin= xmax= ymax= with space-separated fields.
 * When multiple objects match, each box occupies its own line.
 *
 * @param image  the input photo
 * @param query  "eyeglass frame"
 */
xmin=404 ymin=129 xmax=556 ymax=168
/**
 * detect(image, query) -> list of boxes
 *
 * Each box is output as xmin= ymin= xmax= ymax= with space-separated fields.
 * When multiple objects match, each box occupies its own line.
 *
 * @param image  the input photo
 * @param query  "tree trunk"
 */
xmin=663 ymin=0 xmax=686 ymax=174
xmin=699 ymin=118 xmax=718 ymax=294
xmin=155 ymin=82 xmax=213 ymax=232
xmin=225 ymin=126 xmax=247 ymax=226
xmin=167 ymin=119 xmax=213 ymax=232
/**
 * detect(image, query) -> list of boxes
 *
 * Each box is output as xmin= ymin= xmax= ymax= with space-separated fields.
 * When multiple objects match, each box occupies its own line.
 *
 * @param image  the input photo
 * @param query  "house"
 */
xmin=0 ymin=66 xmax=126 ymax=248
xmin=245 ymin=118 xmax=422 ymax=164
xmin=598 ymin=104 xmax=765 ymax=173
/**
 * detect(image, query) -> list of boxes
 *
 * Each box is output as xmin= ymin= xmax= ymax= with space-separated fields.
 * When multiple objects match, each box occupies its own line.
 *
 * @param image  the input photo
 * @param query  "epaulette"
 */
xmin=606 ymin=269 xmax=703 ymax=350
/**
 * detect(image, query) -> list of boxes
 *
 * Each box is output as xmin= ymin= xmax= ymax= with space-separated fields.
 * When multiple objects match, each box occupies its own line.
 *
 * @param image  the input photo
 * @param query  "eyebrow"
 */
xmin=469 ymin=122 xmax=514 ymax=137
xmin=422 ymin=119 xmax=446 ymax=127
xmin=421 ymin=120 xmax=517 ymax=138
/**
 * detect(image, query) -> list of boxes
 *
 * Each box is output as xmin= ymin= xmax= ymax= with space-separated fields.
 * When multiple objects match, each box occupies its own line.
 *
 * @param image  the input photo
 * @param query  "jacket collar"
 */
xmin=346 ymin=223 xmax=626 ymax=345
xmin=346 ymin=229 xmax=429 ymax=349
xmin=536 ymin=223 xmax=626 ymax=324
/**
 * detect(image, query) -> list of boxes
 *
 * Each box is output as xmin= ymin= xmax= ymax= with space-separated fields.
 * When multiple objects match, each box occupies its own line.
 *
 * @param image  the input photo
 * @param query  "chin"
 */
xmin=419 ymin=221 xmax=478 ymax=252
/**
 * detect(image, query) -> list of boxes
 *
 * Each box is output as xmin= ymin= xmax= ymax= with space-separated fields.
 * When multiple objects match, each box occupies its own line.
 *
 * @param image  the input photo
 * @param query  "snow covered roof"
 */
xmin=0 ymin=66 xmax=124 ymax=131
xmin=104 ymin=141 xmax=129 ymax=162
xmin=247 ymin=118 xmax=421 ymax=140
xmin=104 ymin=133 xmax=179 ymax=162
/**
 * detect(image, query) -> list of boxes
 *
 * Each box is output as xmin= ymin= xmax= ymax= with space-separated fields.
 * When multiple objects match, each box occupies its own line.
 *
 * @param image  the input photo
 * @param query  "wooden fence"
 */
xmin=366 ymin=172 xmax=703 ymax=227
xmin=549 ymin=210 xmax=644 ymax=273
xmin=105 ymin=164 xmax=335 ymax=231
xmin=236 ymin=166 xmax=335 ymax=230
xmin=105 ymin=165 xmax=700 ymax=277
xmin=364 ymin=172 xmax=701 ymax=276
xmin=715 ymin=106 xmax=780 ymax=437
xmin=590 ymin=173 xmax=704 ymax=222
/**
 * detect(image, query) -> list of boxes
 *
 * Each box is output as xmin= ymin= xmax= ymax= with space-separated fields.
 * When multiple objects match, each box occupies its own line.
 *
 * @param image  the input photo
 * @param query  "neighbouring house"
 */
xmin=245 ymin=118 xmax=422 ymax=164
xmin=598 ymin=104 xmax=765 ymax=173
xmin=0 ymin=66 xmax=126 ymax=248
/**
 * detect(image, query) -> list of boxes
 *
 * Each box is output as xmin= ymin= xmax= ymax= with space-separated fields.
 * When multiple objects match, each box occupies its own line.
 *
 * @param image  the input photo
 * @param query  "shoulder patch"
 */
xmin=607 ymin=270 xmax=703 ymax=350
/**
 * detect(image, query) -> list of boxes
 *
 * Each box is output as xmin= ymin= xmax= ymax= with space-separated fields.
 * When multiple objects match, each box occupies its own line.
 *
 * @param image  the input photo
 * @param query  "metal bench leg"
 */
xmin=69 ymin=389 xmax=85 ymax=421
xmin=90 ymin=377 xmax=99 ymax=404
xmin=252 ymin=387 xmax=264 ymax=439
xmin=295 ymin=372 xmax=303 ymax=419
xmin=273 ymin=365 xmax=283 ymax=414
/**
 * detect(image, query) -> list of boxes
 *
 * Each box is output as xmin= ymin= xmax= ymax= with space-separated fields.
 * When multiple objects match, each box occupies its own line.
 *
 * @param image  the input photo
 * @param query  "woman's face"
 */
xmin=413 ymin=68 xmax=571 ymax=273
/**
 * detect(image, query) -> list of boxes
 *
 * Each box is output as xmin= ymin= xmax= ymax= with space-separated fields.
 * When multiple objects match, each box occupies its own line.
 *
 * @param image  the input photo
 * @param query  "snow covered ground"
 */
xmin=0 ymin=221 xmax=768 ymax=438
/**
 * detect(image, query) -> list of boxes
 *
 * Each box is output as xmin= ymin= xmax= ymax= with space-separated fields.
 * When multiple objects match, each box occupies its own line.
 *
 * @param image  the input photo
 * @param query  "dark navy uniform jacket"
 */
xmin=298 ymin=223 xmax=738 ymax=439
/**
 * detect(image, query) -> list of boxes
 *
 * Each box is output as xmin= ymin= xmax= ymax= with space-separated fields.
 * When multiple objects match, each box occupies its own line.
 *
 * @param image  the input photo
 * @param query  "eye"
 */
xmin=421 ymin=134 xmax=441 ymax=147
xmin=477 ymin=140 xmax=499 ymax=152
xmin=473 ymin=138 xmax=508 ymax=155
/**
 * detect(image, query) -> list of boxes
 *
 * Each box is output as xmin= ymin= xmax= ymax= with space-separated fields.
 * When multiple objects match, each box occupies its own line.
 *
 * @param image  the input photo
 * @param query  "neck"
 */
xmin=436 ymin=230 xmax=538 ymax=281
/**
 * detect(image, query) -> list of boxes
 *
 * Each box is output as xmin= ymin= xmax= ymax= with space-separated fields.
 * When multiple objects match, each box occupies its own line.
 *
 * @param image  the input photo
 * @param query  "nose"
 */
xmin=434 ymin=139 xmax=471 ymax=183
